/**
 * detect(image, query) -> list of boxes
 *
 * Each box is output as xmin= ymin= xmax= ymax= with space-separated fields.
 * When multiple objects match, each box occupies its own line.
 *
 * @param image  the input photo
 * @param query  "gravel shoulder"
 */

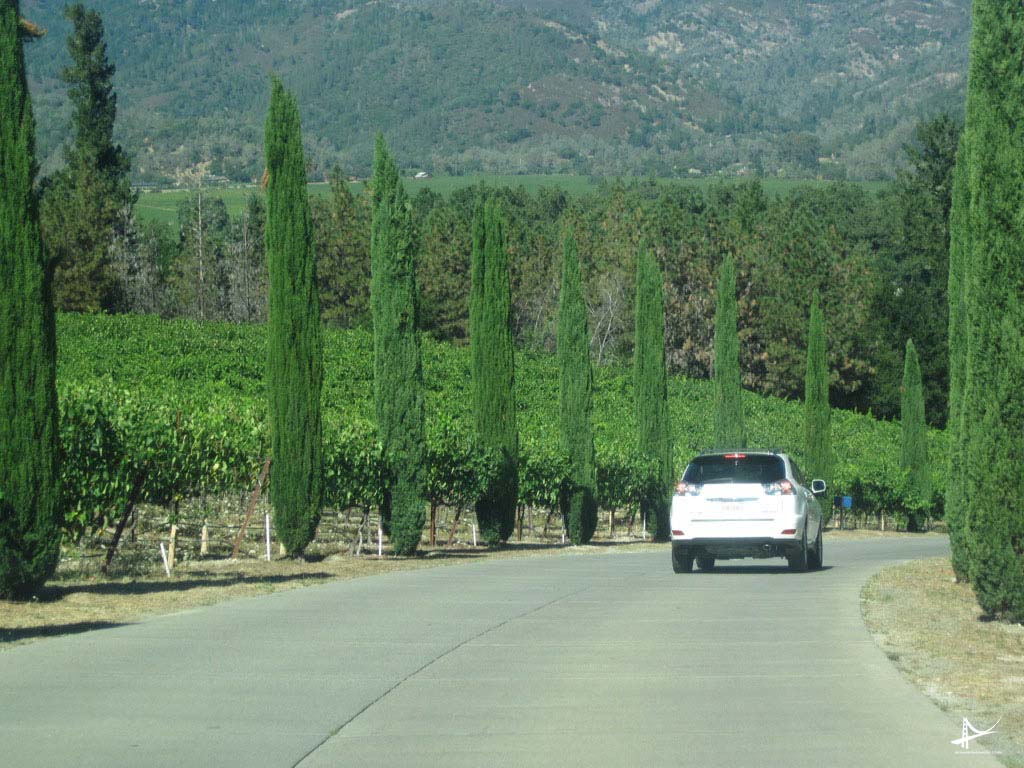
xmin=862 ymin=556 xmax=1024 ymax=767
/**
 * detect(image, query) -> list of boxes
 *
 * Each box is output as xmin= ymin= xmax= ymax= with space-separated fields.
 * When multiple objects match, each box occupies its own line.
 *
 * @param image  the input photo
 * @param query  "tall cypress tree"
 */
xmin=713 ymin=254 xmax=745 ymax=450
xmin=957 ymin=0 xmax=1024 ymax=621
xmin=946 ymin=137 xmax=971 ymax=580
xmin=264 ymin=78 xmax=322 ymax=557
xmin=634 ymin=245 xmax=673 ymax=542
xmin=803 ymin=292 xmax=832 ymax=488
xmin=41 ymin=4 xmax=134 ymax=312
xmin=900 ymin=339 xmax=930 ymax=525
xmin=558 ymin=233 xmax=597 ymax=545
xmin=0 ymin=0 xmax=62 ymax=598
xmin=470 ymin=195 xmax=518 ymax=545
xmin=370 ymin=135 xmax=426 ymax=556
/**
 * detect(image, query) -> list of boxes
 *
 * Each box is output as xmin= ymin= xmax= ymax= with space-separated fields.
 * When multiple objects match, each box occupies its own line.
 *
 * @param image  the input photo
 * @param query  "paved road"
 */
xmin=0 ymin=537 xmax=1001 ymax=767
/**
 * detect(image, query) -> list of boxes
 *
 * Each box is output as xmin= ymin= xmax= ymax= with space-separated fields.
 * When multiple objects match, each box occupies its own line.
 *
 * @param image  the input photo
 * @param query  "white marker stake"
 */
xmin=562 ymin=528 xmax=566 ymax=544
xmin=642 ymin=515 xmax=647 ymax=539
xmin=265 ymin=514 xmax=271 ymax=561
xmin=378 ymin=522 xmax=383 ymax=558
xmin=472 ymin=524 xmax=477 ymax=547
xmin=159 ymin=542 xmax=171 ymax=577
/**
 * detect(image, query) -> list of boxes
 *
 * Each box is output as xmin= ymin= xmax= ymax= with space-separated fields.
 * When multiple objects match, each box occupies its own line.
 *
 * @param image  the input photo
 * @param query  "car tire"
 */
xmin=671 ymin=545 xmax=694 ymax=574
xmin=787 ymin=529 xmax=809 ymax=572
xmin=808 ymin=525 xmax=823 ymax=570
xmin=696 ymin=553 xmax=715 ymax=572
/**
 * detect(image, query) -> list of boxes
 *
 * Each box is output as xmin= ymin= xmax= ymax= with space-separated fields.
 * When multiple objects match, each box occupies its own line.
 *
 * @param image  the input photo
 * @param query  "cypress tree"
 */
xmin=470 ymin=195 xmax=518 ymax=545
xmin=558 ymin=233 xmax=597 ymax=545
xmin=713 ymin=254 xmax=745 ymax=450
xmin=900 ymin=339 xmax=931 ymax=526
xmin=370 ymin=135 xmax=426 ymax=556
xmin=634 ymin=245 xmax=673 ymax=542
xmin=264 ymin=79 xmax=322 ymax=557
xmin=958 ymin=0 xmax=1024 ymax=620
xmin=41 ymin=4 xmax=134 ymax=312
xmin=803 ymin=292 xmax=832 ymax=489
xmin=946 ymin=137 xmax=971 ymax=580
xmin=0 ymin=0 xmax=63 ymax=598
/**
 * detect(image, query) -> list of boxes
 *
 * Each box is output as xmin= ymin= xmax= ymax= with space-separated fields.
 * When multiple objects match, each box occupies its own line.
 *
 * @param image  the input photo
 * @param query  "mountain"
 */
xmin=21 ymin=0 xmax=970 ymax=183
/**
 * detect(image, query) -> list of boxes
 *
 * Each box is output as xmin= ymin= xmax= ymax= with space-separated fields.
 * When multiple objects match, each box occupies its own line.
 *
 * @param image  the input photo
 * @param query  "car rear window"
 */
xmin=682 ymin=454 xmax=786 ymax=484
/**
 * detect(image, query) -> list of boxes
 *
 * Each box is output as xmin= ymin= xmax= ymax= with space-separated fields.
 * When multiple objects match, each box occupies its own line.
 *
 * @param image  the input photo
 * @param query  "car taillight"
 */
xmin=671 ymin=529 xmax=684 ymax=536
xmin=674 ymin=482 xmax=701 ymax=496
xmin=764 ymin=479 xmax=795 ymax=496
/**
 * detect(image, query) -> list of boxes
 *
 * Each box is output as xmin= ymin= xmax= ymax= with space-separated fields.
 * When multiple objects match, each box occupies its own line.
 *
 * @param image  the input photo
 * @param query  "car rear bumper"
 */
xmin=670 ymin=536 xmax=801 ymax=560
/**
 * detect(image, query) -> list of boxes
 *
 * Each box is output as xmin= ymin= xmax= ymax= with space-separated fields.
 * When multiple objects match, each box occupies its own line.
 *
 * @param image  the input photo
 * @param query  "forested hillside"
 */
xmin=22 ymin=0 xmax=969 ymax=182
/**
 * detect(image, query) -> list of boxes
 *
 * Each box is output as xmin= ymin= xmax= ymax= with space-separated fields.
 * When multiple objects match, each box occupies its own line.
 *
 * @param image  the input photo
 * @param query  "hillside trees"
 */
xmin=40 ymin=4 xmax=134 ymax=312
xmin=416 ymin=187 xmax=473 ymax=342
xmin=370 ymin=136 xmax=426 ymax=555
xmin=634 ymin=245 xmax=673 ymax=541
xmin=173 ymin=193 xmax=230 ymax=320
xmin=745 ymin=193 xmax=876 ymax=408
xmin=264 ymin=79 xmax=323 ymax=557
xmin=225 ymin=194 xmax=267 ymax=323
xmin=950 ymin=0 xmax=1024 ymax=620
xmin=314 ymin=167 xmax=371 ymax=328
xmin=804 ymin=292 xmax=832 ymax=489
xmin=558 ymin=233 xmax=597 ymax=544
xmin=0 ymin=0 xmax=63 ymax=598
xmin=713 ymin=254 xmax=745 ymax=449
xmin=871 ymin=115 xmax=961 ymax=424
xmin=471 ymin=194 xmax=518 ymax=545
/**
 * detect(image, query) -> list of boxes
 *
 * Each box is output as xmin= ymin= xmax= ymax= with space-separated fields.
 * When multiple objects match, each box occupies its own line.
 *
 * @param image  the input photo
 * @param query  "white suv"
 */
xmin=669 ymin=451 xmax=826 ymax=573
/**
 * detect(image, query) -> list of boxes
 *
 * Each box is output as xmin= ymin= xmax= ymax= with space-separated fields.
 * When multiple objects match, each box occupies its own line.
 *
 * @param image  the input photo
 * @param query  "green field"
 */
xmin=135 ymin=175 xmax=891 ymax=226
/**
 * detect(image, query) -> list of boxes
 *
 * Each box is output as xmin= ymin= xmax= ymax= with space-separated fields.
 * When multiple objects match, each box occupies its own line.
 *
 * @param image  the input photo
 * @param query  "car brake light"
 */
xmin=764 ymin=479 xmax=795 ymax=495
xmin=675 ymin=482 xmax=701 ymax=496
xmin=724 ymin=453 xmax=746 ymax=459
xmin=781 ymin=529 xmax=797 ymax=535
xmin=671 ymin=529 xmax=684 ymax=536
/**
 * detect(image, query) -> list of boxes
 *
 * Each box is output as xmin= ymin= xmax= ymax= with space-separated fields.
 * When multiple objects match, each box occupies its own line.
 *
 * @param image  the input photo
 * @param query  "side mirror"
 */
xmin=811 ymin=479 xmax=827 ymax=496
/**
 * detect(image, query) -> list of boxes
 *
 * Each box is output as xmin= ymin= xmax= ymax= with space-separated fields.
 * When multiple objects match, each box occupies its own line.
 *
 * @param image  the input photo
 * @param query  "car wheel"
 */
xmin=787 ymin=529 xmax=809 ymax=572
xmin=671 ymin=545 xmax=694 ymax=574
xmin=696 ymin=553 xmax=715 ymax=572
xmin=808 ymin=525 xmax=823 ymax=570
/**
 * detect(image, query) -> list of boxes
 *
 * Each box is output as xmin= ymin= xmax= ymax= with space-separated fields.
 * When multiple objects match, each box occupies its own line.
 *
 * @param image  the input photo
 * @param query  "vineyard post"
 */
xmin=168 ymin=525 xmax=178 ymax=571
xmin=232 ymin=457 xmax=271 ymax=559
xmin=200 ymin=523 xmax=209 ymax=556
xmin=264 ymin=515 xmax=271 ymax=561
xmin=378 ymin=521 xmax=383 ymax=558
xmin=159 ymin=543 xmax=170 ymax=577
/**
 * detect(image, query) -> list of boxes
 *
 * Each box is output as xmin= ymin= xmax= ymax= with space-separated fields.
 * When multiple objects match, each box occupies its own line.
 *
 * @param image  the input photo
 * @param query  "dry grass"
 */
xmin=0 ymin=538 xmax=662 ymax=649
xmin=862 ymin=557 xmax=1024 ymax=766
xmin=826 ymin=527 xmax=948 ymax=542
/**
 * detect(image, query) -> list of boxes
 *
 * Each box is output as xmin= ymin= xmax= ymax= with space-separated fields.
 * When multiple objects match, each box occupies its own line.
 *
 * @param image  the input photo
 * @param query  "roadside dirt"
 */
xmin=862 ymin=557 xmax=1024 ymax=767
